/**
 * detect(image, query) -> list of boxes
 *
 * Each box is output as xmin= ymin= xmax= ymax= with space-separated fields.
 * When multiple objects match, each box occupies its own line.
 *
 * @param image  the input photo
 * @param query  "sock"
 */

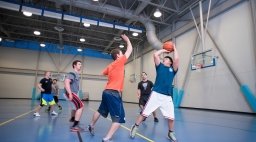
xmin=70 ymin=117 xmax=75 ymax=121
xmin=73 ymin=121 xmax=79 ymax=127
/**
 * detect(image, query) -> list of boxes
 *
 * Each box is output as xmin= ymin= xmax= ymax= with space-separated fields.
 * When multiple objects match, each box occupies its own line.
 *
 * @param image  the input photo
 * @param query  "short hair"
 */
xmin=110 ymin=48 xmax=121 ymax=60
xmin=53 ymin=79 xmax=58 ymax=82
xmin=164 ymin=56 xmax=173 ymax=64
xmin=72 ymin=60 xmax=81 ymax=68
xmin=142 ymin=72 xmax=147 ymax=75
xmin=44 ymin=71 xmax=50 ymax=75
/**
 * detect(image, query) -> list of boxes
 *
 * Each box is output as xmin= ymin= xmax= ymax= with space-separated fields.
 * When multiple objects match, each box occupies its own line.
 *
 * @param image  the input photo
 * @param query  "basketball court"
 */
xmin=0 ymin=0 xmax=256 ymax=142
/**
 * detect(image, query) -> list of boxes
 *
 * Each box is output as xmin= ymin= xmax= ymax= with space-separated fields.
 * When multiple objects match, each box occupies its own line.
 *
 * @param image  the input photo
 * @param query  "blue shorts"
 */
xmin=40 ymin=93 xmax=55 ymax=106
xmin=98 ymin=89 xmax=125 ymax=123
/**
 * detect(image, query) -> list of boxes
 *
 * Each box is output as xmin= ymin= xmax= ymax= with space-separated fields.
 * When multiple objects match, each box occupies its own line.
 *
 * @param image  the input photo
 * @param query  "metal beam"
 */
xmin=138 ymin=0 xmax=179 ymax=13
xmin=55 ymin=3 xmax=64 ymax=49
xmin=5 ymin=32 xmax=113 ymax=51
xmin=0 ymin=13 xmax=124 ymax=37
xmin=0 ymin=21 xmax=141 ymax=44
xmin=207 ymin=30 xmax=241 ymax=86
xmin=104 ymin=0 xmax=152 ymax=51
xmin=159 ymin=0 xmax=244 ymax=41
xmin=50 ymin=0 xmax=171 ymax=25
xmin=0 ymin=12 xmax=143 ymax=41
xmin=0 ymin=25 xmax=11 ymax=38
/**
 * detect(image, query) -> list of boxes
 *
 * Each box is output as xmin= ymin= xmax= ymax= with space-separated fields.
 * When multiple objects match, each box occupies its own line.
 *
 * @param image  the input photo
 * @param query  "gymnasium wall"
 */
xmin=123 ymin=1 xmax=256 ymax=113
xmin=178 ymin=1 xmax=256 ymax=113
xmin=123 ymin=56 xmax=142 ymax=103
xmin=0 ymin=47 xmax=111 ymax=100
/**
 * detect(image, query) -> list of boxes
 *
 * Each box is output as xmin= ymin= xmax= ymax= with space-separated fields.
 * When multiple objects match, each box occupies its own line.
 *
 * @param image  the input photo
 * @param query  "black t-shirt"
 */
xmin=40 ymin=78 xmax=52 ymax=94
xmin=138 ymin=80 xmax=154 ymax=97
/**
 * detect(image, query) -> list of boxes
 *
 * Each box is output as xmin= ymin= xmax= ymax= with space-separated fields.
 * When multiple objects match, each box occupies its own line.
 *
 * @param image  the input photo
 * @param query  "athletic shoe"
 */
xmin=88 ymin=125 xmax=95 ymax=136
xmin=168 ymin=131 xmax=177 ymax=142
xmin=33 ymin=112 xmax=40 ymax=117
xmin=154 ymin=117 xmax=159 ymax=122
xmin=70 ymin=126 xmax=85 ymax=132
xmin=130 ymin=124 xmax=138 ymax=138
xmin=51 ymin=111 xmax=58 ymax=115
xmin=102 ymin=138 xmax=112 ymax=142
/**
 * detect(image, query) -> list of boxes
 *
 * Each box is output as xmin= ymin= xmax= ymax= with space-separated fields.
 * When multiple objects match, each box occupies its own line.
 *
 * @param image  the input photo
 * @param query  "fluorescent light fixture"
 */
xmin=82 ymin=18 xmax=98 ymax=26
xmin=34 ymin=31 xmax=41 ymax=35
xmin=132 ymin=32 xmax=138 ymax=37
xmin=0 ymin=37 xmax=2 ymax=42
xmin=130 ymin=28 xmax=142 ymax=33
xmin=77 ymin=48 xmax=83 ymax=52
xmin=0 ymin=1 xmax=20 ymax=11
xmin=23 ymin=11 xmax=32 ymax=17
xmin=92 ymin=0 xmax=99 ymax=1
xmin=22 ymin=6 xmax=42 ymax=16
xmin=115 ymin=25 xmax=128 ymax=31
xmin=64 ymin=14 xmax=80 ymax=22
xmin=154 ymin=9 xmax=162 ymax=17
xmin=83 ymin=22 xmax=91 ymax=27
xmin=99 ymin=22 xmax=113 ymax=28
xmin=43 ymin=10 xmax=62 ymax=19
xmin=40 ymin=43 xmax=46 ymax=47
xmin=80 ymin=38 xmax=85 ymax=42
xmin=119 ymin=44 xmax=124 ymax=48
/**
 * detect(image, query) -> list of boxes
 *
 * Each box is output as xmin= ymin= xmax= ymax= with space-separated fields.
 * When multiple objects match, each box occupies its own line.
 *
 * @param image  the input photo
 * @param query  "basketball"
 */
xmin=163 ymin=41 xmax=174 ymax=52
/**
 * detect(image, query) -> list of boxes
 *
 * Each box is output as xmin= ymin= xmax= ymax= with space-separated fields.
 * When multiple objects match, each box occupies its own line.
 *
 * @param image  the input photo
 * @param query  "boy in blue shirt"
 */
xmin=130 ymin=43 xmax=179 ymax=142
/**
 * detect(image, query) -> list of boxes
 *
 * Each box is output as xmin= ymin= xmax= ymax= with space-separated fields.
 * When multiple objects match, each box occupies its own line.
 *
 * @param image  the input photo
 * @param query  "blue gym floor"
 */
xmin=0 ymin=99 xmax=255 ymax=142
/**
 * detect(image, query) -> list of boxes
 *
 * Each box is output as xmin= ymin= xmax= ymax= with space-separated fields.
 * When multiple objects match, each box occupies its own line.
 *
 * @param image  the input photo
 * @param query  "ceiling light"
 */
xmin=83 ymin=22 xmax=90 ymax=27
xmin=23 ymin=11 xmax=32 ymax=17
xmin=119 ymin=44 xmax=124 ymax=48
xmin=34 ymin=31 xmax=41 ymax=35
xmin=0 ymin=37 xmax=2 ymax=42
xmin=132 ymin=32 xmax=139 ymax=37
xmin=92 ymin=0 xmax=99 ymax=1
xmin=40 ymin=43 xmax=46 ymax=47
xmin=77 ymin=48 xmax=83 ymax=52
xmin=80 ymin=38 xmax=85 ymax=42
xmin=154 ymin=9 xmax=162 ymax=18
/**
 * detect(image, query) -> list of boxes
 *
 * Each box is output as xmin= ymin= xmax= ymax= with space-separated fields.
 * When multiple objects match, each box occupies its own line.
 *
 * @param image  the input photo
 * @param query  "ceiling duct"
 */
xmin=52 ymin=0 xmax=163 ymax=49
xmin=0 ymin=0 xmax=163 ymax=49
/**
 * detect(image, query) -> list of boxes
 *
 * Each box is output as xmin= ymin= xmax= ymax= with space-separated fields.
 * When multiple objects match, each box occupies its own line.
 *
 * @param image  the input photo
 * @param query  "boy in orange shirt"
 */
xmin=88 ymin=34 xmax=133 ymax=142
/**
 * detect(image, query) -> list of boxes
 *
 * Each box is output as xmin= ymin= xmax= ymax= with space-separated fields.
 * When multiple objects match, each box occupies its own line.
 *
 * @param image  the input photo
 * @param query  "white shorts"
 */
xmin=141 ymin=91 xmax=174 ymax=120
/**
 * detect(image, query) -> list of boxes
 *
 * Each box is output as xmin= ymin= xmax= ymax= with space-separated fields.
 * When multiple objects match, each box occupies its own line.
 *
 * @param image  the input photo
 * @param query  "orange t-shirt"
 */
xmin=102 ymin=56 xmax=127 ymax=91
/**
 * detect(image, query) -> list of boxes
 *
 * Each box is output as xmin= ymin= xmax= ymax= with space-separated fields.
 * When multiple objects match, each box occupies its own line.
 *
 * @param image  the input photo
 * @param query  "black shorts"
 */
xmin=139 ymin=96 xmax=150 ymax=106
xmin=53 ymin=96 xmax=59 ymax=103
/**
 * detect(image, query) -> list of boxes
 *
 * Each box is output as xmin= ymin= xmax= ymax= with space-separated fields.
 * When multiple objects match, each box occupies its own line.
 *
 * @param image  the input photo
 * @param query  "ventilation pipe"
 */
xmin=51 ymin=0 xmax=163 ymax=50
xmin=140 ymin=19 xmax=163 ymax=49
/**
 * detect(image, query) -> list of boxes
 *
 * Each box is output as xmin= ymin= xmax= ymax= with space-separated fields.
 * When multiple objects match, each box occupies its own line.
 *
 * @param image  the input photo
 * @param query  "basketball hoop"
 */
xmin=195 ymin=64 xmax=203 ymax=72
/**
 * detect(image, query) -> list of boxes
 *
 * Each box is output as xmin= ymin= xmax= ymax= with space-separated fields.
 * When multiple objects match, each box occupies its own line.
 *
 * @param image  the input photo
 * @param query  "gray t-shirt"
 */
xmin=66 ymin=72 xmax=80 ymax=94
xmin=51 ymin=83 xmax=59 ymax=96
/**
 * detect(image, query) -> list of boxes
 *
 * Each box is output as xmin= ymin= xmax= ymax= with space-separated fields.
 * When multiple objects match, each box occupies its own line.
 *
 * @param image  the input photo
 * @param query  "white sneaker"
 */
xmin=51 ymin=111 xmax=58 ymax=115
xmin=33 ymin=112 xmax=40 ymax=117
xmin=130 ymin=124 xmax=138 ymax=139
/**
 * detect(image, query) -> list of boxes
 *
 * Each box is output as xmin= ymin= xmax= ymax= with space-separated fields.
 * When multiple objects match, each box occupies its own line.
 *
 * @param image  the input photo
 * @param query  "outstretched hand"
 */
xmin=162 ymin=49 xmax=170 ymax=53
xmin=121 ymin=34 xmax=130 ymax=42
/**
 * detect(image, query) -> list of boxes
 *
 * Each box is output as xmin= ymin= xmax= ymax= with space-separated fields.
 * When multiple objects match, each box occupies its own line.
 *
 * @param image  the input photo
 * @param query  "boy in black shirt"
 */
xmin=137 ymin=72 xmax=158 ymax=122
xmin=33 ymin=71 xmax=58 ymax=117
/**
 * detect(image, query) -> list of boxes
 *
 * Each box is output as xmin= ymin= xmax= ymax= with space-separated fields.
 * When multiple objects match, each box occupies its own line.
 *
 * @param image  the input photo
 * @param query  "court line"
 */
xmin=89 ymin=108 xmax=154 ymax=142
xmin=77 ymin=131 xmax=83 ymax=142
xmin=0 ymin=109 xmax=35 ymax=127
